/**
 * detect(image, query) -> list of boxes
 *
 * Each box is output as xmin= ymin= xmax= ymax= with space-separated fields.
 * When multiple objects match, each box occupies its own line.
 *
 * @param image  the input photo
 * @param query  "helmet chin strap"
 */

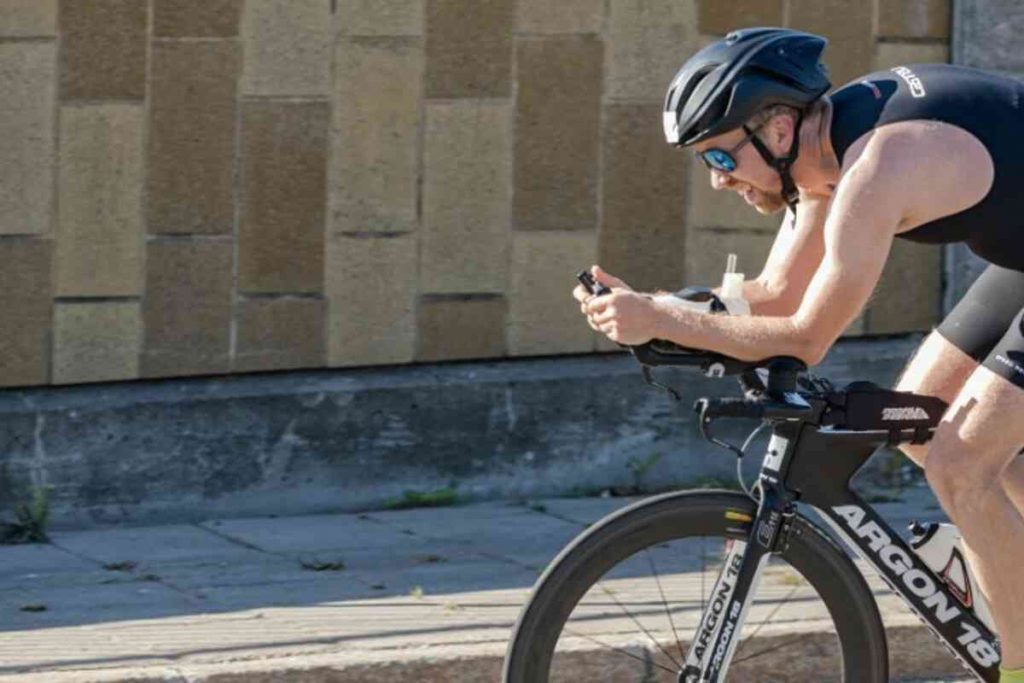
xmin=747 ymin=111 xmax=803 ymax=212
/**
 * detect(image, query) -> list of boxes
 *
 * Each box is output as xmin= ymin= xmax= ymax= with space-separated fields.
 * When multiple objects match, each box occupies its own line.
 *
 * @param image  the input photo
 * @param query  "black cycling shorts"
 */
xmin=936 ymin=264 xmax=1024 ymax=390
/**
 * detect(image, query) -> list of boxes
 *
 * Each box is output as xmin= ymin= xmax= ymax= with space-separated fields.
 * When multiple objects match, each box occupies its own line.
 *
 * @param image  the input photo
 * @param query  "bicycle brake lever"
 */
xmin=641 ymin=366 xmax=681 ymax=401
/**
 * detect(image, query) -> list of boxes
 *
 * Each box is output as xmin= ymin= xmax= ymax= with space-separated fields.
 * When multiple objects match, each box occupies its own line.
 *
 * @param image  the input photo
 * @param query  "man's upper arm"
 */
xmin=752 ymin=197 xmax=829 ymax=316
xmin=792 ymin=144 xmax=902 ymax=363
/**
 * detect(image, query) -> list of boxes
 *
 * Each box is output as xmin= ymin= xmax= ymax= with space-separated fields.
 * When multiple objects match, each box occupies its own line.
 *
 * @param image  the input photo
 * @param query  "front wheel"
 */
xmin=503 ymin=490 xmax=888 ymax=682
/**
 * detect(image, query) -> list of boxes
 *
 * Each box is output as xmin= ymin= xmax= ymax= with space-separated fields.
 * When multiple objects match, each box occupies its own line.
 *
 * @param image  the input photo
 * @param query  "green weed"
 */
xmin=384 ymin=487 xmax=459 ymax=510
xmin=1 ymin=487 xmax=52 ymax=545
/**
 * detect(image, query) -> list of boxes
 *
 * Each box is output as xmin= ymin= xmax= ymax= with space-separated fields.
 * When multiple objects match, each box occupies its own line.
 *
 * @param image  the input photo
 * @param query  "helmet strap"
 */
xmin=748 ymin=110 xmax=804 ymax=212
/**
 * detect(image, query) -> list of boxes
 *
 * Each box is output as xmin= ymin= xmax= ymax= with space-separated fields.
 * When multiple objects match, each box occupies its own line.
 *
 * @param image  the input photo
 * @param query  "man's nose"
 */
xmin=710 ymin=169 xmax=733 ymax=190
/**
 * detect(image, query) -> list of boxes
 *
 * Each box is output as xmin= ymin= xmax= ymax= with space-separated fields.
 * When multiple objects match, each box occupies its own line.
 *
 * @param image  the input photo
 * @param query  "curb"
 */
xmin=4 ymin=622 xmax=969 ymax=683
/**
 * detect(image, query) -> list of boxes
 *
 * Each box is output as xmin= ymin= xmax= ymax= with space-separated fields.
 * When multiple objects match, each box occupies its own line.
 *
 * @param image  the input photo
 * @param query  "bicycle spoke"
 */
xmin=730 ymin=633 xmax=809 ymax=665
xmin=595 ymin=580 xmax=682 ymax=669
xmin=645 ymin=547 xmax=685 ymax=669
xmin=560 ymin=625 xmax=681 ymax=675
xmin=733 ymin=582 xmax=802 ymax=662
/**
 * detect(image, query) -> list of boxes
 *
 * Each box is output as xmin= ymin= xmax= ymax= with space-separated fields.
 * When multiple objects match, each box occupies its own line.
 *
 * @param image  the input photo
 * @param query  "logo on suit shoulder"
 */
xmin=891 ymin=66 xmax=926 ymax=98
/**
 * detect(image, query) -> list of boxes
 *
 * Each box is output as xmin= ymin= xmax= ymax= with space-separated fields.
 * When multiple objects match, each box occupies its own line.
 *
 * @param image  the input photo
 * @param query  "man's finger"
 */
xmin=592 ymin=264 xmax=628 ymax=290
xmin=585 ymin=295 xmax=610 ymax=315
xmin=591 ymin=305 xmax=618 ymax=324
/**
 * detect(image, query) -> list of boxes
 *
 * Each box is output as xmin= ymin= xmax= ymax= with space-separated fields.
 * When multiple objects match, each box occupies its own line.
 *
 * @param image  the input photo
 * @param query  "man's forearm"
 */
xmin=652 ymin=299 xmax=820 ymax=363
xmin=736 ymin=278 xmax=800 ymax=317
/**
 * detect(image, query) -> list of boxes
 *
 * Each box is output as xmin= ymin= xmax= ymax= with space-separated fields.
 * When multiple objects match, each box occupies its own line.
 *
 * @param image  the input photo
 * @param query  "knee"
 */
xmin=924 ymin=436 xmax=1003 ymax=515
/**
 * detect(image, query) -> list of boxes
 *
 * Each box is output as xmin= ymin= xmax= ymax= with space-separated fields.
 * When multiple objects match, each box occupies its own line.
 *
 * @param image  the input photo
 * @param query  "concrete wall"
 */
xmin=0 ymin=336 xmax=920 ymax=529
xmin=0 ymin=0 xmax=951 ymax=388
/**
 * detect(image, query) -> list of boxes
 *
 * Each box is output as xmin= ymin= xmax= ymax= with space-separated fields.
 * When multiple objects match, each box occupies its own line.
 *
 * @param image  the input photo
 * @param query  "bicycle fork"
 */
xmin=681 ymin=435 xmax=795 ymax=682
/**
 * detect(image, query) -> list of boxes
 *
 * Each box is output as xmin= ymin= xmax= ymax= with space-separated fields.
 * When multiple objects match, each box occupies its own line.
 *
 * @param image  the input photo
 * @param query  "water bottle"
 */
xmin=909 ymin=521 xmax=995 ymax=632
xmin=718 ymin=253 xmax=751 ymax=316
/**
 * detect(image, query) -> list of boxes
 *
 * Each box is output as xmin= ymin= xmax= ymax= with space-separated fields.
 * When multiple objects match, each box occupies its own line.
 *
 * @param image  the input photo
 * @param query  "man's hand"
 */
xmin=573 ymin=266 xmax=661 ymax=346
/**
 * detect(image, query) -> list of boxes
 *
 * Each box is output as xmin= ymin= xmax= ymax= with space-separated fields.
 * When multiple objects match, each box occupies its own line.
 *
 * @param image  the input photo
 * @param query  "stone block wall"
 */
xmin=947 ymin=0 xmax=1021 ymax=308
xmin=0 ymin=0 xmax=950 ymax=387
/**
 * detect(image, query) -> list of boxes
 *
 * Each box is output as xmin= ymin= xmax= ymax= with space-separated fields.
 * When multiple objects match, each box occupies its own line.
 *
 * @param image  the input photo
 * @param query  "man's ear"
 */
xmin=769 ymin=113 xmax=794 ymax=152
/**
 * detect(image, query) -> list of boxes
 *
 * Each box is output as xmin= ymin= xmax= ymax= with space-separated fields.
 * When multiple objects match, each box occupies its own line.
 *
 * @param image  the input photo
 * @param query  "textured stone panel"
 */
xmin=337 ymin=0 xmax=424 ymax=36
xmin=600 ymin=105 xmax=688 ymax=293
xmin=874 ymin=42 xmax=949 ymax=71
xmin=240 ymin=0 xmax=331 ymax=96
xmin=417 ymin=296 xmax=506 ymax=361
xmin=0 ymin=43 xmax=55 ymax=235
xmin=425 ymin=0 xmax=513 ymax=98
xmin=53 ymin=302 xmax=141 ymax=384
xmin=326 ymin=234 xmax=417 ymax=366
xmin=684 ymin=228 xmax=775 ymax=289
xmin=57 ymin=104 xmax=144 ymax=297
xmin=0 ymin=240 xmax=51 ymax=386
xmin=944 ymin=243 xmax=987 ymax=314
xmin=517 ymin=0 xmax=603 ymax=34
xmin=59 ymin=0 xmax=146 ymax=100
xmin=235 ymin=298 xmax=326 ymax=372
xmin=0 ymin=0 xmax=57 ymax=36
xmin=698 ymin=0 xmax=783 ymax=35
xmin=422 ymin=101 xmax=510 ymax=294
xmin=509 ymin=232 xmax=597 ymax=355
xmin=605 ymin=0 xmax=698 ymax=101
xmin=957 ymin=0 xmax=1024 ymax=76
xmin=143 ymin=240 xmax=233 ymax=377
xmin=239 ymin=101 xmax=327 ymax=294
xmin=154 ymin=0 xmax=242 ymax=37
xmin=331 ymin=38 xmax=421 ymax=234
xmin=514 ymin=37 xmax=601 ymax=231
xmin=687 ymin=165 xmax=780 ymax=231
xmin=788 ymin=0 xmax=873 ymax=89
xmin=877 ymin=0 xmax=949 ymax=40
xmin=148 ymin=42 xmax=240 ymax=235
xmin=865 ymin=239 xmax=941 ymax=334
xmin=845 ymin=311 xmax=868 ymax=337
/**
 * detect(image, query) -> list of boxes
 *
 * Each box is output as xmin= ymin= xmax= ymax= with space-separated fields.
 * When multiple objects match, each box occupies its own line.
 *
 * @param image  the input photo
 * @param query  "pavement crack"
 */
xmin=195 ymin=523 xmax=274 ymax=554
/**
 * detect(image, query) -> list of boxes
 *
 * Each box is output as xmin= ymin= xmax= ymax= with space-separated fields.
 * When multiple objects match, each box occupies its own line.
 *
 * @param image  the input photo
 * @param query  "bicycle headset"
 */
xmin=662 ymin=27 xmax=831 ymax=211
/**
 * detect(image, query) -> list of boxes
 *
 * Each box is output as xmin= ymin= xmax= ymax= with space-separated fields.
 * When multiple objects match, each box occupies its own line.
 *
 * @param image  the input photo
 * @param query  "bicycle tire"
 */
xmin=502 ymin=490 xmax=888 ymax=682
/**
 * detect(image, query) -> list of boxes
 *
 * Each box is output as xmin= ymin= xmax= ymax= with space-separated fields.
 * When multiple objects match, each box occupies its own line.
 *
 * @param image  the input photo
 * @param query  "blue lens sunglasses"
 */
xmin=695 ymin=123 xmax=765 ymax=173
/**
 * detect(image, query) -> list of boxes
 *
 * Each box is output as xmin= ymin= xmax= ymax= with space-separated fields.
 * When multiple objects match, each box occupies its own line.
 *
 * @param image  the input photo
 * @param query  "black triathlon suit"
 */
xmin=830 ymin=63 xmax=1024 ymax=389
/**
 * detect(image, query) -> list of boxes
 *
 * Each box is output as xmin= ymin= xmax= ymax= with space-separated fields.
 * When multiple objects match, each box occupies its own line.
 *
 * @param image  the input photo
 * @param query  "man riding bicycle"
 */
xmin=573 ymin=28 xmax=1024 ymax=680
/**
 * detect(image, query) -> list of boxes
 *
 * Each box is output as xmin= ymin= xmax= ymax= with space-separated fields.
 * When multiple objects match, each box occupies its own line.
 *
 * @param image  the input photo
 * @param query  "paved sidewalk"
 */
xmin=0 ymin=487 xmax=977 ymax=682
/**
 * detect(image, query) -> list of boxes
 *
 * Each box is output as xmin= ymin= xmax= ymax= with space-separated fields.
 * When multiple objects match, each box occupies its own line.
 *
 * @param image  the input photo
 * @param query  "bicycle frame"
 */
xmin=687 ymin=419 xmax=1001 ymax=682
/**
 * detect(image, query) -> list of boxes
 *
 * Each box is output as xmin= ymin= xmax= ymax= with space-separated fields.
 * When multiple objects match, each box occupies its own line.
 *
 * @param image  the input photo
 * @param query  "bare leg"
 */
xmin=1002 ymin=451 xmax=1024 ymax=515
xmin=897 ymin=335 xmax=1024 ymax=527
xmin=892 ymin=332 xmax=1001 ymax=615
xmin=893 ymin=331 xmax=976 ymax=467
xmin=924 ymin=366 xmax=1024 ymax=668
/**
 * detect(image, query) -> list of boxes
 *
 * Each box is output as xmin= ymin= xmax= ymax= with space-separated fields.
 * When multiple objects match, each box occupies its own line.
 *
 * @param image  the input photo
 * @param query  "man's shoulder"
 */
xmin=834 ymin=121 xmax=993 ymax=229
xmin=839 ymin=120 xmax=975 ymax=177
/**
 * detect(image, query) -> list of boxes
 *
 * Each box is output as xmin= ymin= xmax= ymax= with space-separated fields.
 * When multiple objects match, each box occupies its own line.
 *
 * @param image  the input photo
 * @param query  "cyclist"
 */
xmin=574 ymin=27 xmax=1024 ymax=679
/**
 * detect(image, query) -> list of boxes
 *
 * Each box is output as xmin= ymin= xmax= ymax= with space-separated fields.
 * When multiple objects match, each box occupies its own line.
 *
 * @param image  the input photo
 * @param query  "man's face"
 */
xmin=692 ymin=126 xmax=787 ymax=215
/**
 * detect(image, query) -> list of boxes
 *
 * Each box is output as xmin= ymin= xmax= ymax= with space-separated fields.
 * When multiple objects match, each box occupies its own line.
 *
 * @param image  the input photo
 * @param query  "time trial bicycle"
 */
xmin=502 ymin=280 xmax=1000 ymax=682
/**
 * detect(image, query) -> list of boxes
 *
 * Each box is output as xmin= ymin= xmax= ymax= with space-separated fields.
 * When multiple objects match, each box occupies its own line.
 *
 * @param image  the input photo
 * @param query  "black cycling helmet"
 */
xmin=663 ymin=27 xmax=830 ymax=147
xmin=663 ymin=28 xmax=831 ymax=211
